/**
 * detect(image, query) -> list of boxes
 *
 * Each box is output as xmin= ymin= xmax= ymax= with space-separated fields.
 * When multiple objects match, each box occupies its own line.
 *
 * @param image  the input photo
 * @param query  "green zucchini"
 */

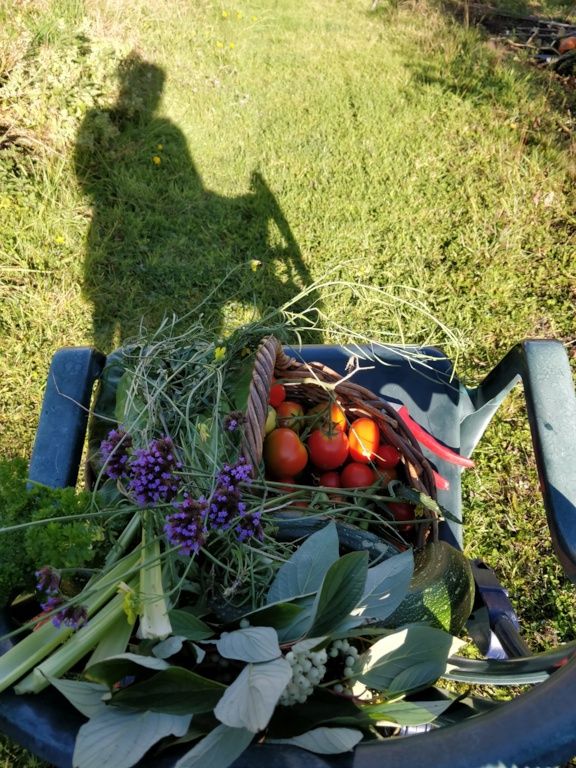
xmin=382 ymin=540 xmax=475 ymax=635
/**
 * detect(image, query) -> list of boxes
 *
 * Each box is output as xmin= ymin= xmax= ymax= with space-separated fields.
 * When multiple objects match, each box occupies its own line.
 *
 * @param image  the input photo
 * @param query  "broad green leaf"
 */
xmin=363 ymin=697 xmax=453 ymax=726
xmin=308 ymin=551 xmax=369 ymax=637
xmin=276 ymin=597 xmax=315 ymax=644
xmin=174 ymin=724 xmax=254 ymax=768
xmin=73 ymin=708 xmax=191 ymax=768
xmin=266 ymin=688 xmax=371 ymax=739
xmin=48 ymin=677 xmax=108 ymax=719
xmin=239 ymin=600 xmax=304 ymax=629
xmin=269 ymin=727 xmax=363 ymax=754
xmin=355 ymin=626 xmax=465 ymax=694
xmin=214 ymin=658 xmax=292 ymax=732
xmin=85 ymin=652 xmax=169 ymax=687
xmin=266 ymin=522 xmax=339 ymax=604
xmin=153 ymin=636 xmax=186 ymax=659
xmin=352 ymin=549 xmax=413 ymax=621
xmin=169 ymin=610 xmax=213 ymax=642
xmin=216 ymin=627 xmax=281 ymax=663
xmin=111 ymin=666 xmax=226 ymax=715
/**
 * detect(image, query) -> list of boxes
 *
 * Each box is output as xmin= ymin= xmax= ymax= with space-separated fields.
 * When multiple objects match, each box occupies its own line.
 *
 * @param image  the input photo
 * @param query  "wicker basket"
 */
xmin=241 ymin=336 xmax=439 ymax=545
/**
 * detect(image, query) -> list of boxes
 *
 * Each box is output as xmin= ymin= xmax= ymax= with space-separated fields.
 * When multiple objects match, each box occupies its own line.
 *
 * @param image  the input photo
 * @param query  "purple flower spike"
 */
xmin=235 ymin=511 xmax=264 ymax=542
xmin=216 ymin=457 xmax=253 ymax=491
xmin=53 ymin=604 xmax=88 ymax=630
xmin=100 ymin=428 xmax=132 ymax=479
xmin=127 ymin=436 xmax=182 ymax=507
xmin=35 ymin=566 xmax=61 ymax=596
xmin=165 ymin=496 xmax=208 ymax=555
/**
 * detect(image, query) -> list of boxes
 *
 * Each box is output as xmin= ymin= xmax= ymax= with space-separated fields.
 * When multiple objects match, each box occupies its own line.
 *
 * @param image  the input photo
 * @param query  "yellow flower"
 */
xmin=156 ymin=143 xmax=163 ymax=151
xmin=221 ymin=9 xmax=229 ymax=17
xmin=251 ymin=15 xmax=258 ymax=21
xmin=152 ymin=155 xmax=161 ymax=165
xmin=118 ymin=582 xmax=139 ymax=625
xmin=54 ymin=235 xmax=65 ymax=245
xmin=216 ymin=40 xmax=224 ymax=48
xmin=214 ymin=345 xmax=227 ymax=361
xmin=229 ymin=41 xmax=235 ymax=49
xmin=250 ymin=259 xmax=262 ymax=271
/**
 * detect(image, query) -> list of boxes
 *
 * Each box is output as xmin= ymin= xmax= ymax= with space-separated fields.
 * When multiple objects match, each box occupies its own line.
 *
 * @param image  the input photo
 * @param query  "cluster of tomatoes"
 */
xmin=262 ymin=382 xmax=416 ymax=534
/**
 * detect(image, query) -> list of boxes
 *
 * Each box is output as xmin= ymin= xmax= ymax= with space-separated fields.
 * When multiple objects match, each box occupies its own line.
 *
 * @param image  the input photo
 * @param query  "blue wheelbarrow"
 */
xmin=1 ymin=338 xmax=575 ymax=767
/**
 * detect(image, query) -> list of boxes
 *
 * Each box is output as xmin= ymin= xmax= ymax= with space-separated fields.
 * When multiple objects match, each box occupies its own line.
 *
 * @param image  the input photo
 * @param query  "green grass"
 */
xmin=1 ymin=0 xmax=575 ymax=764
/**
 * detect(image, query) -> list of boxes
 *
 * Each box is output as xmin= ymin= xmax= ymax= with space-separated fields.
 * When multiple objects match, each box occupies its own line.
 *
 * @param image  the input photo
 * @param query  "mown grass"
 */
xmin=1 ymin=0 xmax=575 ymax=764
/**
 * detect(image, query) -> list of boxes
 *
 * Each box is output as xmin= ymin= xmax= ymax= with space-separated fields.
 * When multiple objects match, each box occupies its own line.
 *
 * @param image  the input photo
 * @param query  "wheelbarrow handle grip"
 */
xmin=471 ymin=339 xmax=576 ymax=581
xmin=28 ymin=348 xmax=106 ymax=489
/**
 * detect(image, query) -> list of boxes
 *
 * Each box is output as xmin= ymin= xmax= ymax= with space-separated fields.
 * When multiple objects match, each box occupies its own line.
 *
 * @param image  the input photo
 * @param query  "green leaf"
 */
xmin=308 ymin=551 xmax=369 ymax=637
xmin=48 ymin=677 xmax=108 ymax=719
xmin=238 ymin=600 xmax=304 ymax=629
xmin=266 ymin=522 xmax=339 ymax=604
xmin=73 ymin=708 xmax=191 ymax=768
xmin=266 ymin=688 xmax=371 ymax=739
xmin=276 ymin=596 xmax=315 ymax=644
xmin=152 ymin=636 xmax=186 ymax=659
xmin=111 ymin=666 xmax=226 ymax=715
xmin=85 ymin=652 xmax=169 ymax=687
xmin=216 ymin=627 xmax=281 ymax=663
xmin=169 ymin=610 xmax=214 ymax=641
xmin=363 ymin=697 xmax=453 ymax=726
xmin=356 ymin=626 xmax=465 ymax=694
xmin=353 ymin=549 xmax=414 ymax=622
xmin=174 ymin=724 xmax=254 ymax=768
xmin=214 ymin=658 xmax=292 ymax=732
xmin=269 ymin=727 xmax=363 ymax=754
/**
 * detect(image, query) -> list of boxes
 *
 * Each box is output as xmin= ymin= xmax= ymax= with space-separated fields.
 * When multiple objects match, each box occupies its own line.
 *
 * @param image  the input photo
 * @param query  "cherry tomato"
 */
xmin=374 ymin=443 xmax=401 ymax=469
xmin=269 ymin=382 xmax=286 ymax=408
xmin=307 ymin=402 xmax=347 ymax=432
xmin=307 ymin=428 xmax=349 ymax=471
xmin=318 ymin=471 xmax=341 ymax=488
xmin=340 ymin=462 xmax=376 ymax=488
xmin=276 ymin=401 xmax=305 ymax=431
xmin=348 ymin=417 xmax=379 ymax=463
xmin=388 ymin=501 xmax=415 ymax=534
xmin=263 ymin=428 xmax=308 ymax=478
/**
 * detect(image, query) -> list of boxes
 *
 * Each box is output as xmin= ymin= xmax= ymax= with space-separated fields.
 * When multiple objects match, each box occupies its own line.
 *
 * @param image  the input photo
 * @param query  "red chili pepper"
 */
xmin=432 ymin=469 xmax=450 ymax=490
xmin=398 ymin=406 xmax=475 ymax=469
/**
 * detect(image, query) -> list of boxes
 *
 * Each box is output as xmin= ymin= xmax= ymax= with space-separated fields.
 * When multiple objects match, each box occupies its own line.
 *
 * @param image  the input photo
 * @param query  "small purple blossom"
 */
xmin=127 ymin=436 xmax=182 ymax=507
xmin=40 ymin=594 xmax=63 ymax=613
xmin=216 ymin=457 xmax=253 ymax=491
xmin=52 ymin=604 xmax=88 ymax=630
xmin=235 ymin=511 xmax=264 ymax=542
xmin=223 ymin=411 xmax=247 ymax=432
xmin=165 ymin=496 xmax=208 ymax=555
xmin=35 ymin=566 xmax=61 ymax=596
xmin=208 ymin=486 xmax=246 ymax=530
xmin=100 ymin=428 xmax=132 ymax=479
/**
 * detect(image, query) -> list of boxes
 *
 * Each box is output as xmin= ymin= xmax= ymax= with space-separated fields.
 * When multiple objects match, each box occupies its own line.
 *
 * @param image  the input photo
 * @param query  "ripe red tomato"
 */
xmin=307 ymin=402 xmax=347 ymax=432
xmin=340 ymin=462 xmax=376 ymax=488
xmin=348 ymin=418 xmax=379 ymax=463
xmin=307 ymin=428 xmax=349 ymax=471
xmin=269 ymin=383 xmax=286 ymax=408
xmin=318 ymin=471 xmax=341 ymax=488
xmin=374 ymin=443 xmax=401 ymax=469
xmin=263 ymin=428 xmax=308 ymax=478
xmin=276 ymin=401 xmax=305 ymax=431
xmin=388 ymin=501 xmax=415 ymax=534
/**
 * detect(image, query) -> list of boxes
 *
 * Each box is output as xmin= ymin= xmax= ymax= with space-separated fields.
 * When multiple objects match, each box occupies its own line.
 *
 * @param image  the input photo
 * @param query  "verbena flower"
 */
xmin=100 ymin=428 xmax=132 ymax=479
xmin=40 ymin=594 xmax=63 ymax=613
xmin=235 ymin=510 xmax=263 ymax=542
xmin=165 ymin=496 xmax=208 ymax=555
xmin=208 ymin=486 xmax=246 ymax=530
xmin=127 ymin=436 xmax=182 ymax=507
xmin=223 ymin=411 xmax=246 ymax=432
xmin=216 ymin=457 xmax=252 ymax=489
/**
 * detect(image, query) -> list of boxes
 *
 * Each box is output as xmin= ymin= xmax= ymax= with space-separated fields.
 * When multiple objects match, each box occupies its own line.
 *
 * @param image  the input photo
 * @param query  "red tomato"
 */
xmin=307 ymin=429 xmax=349 ymax=471
xmin=307 ymin=402 xmax=347 ymax=432
xmin=318 ymin=471 xmax=341 ymax=488
xmin=340 ymin=462 xmax=376 ymax=488
xmin=263 ymin=428 xmax=308 ymax=478
xmin=388 ymin=501 xmax=415 ymax=534
xmin=276 ymin=401 xmax=305 ymax=431
xmin=374 ymin=443 xmax=401 ymax=469
xmin=269 ymin=383 xmax=286 ymax=408
xmin=348 ymin=418 xmax=379 ymax=463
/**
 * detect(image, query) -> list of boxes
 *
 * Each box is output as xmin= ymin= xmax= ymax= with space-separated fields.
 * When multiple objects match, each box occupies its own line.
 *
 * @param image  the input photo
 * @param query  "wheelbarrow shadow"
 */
xmin=74 ymin=53 xmax=321 ymax=353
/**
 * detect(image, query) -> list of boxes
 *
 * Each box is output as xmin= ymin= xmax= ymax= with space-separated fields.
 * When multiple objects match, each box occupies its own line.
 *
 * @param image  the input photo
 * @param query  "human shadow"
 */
xmin=75 ymin=53 xmax=321 ymax=352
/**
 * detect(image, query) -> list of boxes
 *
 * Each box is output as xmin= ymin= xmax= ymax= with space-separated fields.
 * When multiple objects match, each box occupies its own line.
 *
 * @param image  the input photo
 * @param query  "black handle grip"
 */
xmin=28 ymin=347 xmax=106 ymax=489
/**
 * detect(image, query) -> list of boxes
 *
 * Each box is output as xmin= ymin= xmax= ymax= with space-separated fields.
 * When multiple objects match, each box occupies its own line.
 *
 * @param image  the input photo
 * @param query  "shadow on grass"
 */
xmin=75 ymin=53 xmax=320 ymax=353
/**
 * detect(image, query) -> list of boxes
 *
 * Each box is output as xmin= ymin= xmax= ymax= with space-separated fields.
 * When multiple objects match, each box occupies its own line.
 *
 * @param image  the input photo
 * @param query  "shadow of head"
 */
xmin=114 ymin=52 xmax=166 ymax=123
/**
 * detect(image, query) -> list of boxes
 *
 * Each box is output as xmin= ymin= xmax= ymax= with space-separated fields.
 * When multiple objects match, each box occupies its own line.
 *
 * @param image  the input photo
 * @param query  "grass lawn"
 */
xmin=1 ymin=0 xmax=575 ymax=764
